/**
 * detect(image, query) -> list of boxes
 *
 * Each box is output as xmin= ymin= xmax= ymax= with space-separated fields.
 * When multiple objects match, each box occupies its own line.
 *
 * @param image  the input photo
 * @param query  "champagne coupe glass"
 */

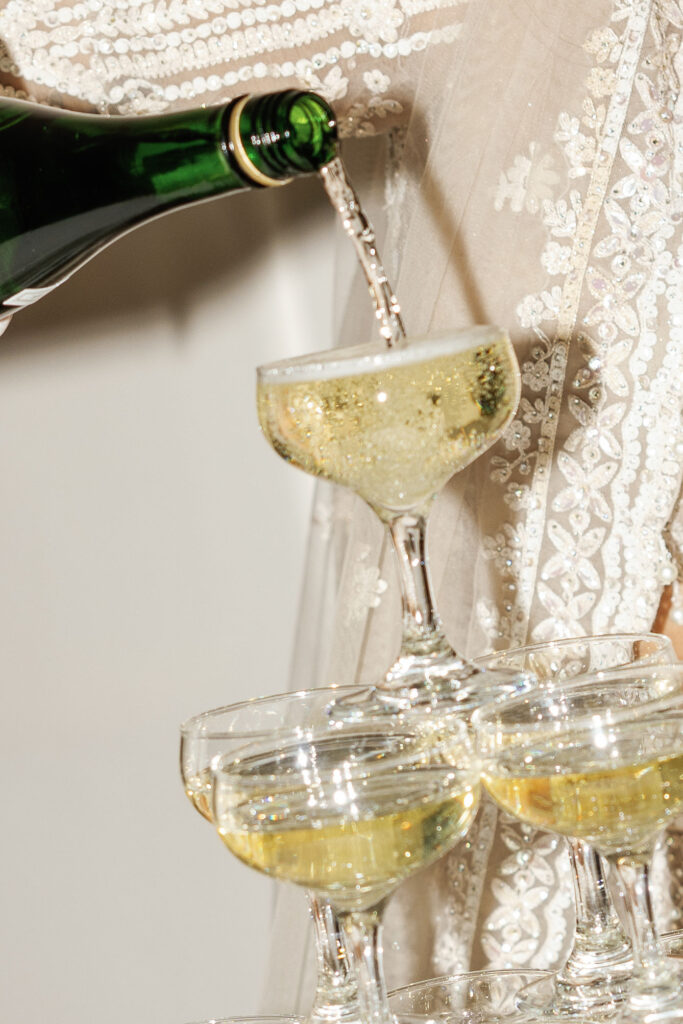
xmin=183 ymin=1018 xmax=302 ymax=1024
xmin=474 ymin=633 xmax=675 ymax=1017
xmin=256 ymin=325 xmax=528 ymax=716
xmin=388 ymin=969 xmax=553 ymax=1024
xmin=473 ymin=664 xmax=683 ymax=1024
xmin=208 ymin=687 xmax=481 ymax=1024
xmin=181 ymin=691 xmax=363 ymax=1024
xmin=475 ymin=632 xmax=674 ymax=684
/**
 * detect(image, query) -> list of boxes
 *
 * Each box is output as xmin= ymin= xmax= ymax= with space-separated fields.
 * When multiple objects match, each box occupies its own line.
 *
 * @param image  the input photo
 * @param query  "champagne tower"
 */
xmin=0 ymin=90 xmax=337 ymax=324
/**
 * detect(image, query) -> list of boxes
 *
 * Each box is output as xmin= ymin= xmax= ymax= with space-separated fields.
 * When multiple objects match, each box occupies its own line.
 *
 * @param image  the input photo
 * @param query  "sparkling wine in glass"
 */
xmin=257 ymin=326 xmax=528 ymax=715
xmin=473 ymin=664 xmax=683 ymax=1024
xmin=208 ymin=687 xmax=480 ymax=1024
xmin=474 ymin=633 xmax=675 ymax=1018
xmin=180 ymin=695 xmax=362 ymax=1024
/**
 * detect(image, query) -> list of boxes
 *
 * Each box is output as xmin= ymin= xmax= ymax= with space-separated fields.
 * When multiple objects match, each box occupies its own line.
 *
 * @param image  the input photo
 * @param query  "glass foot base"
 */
xmin=662 ymin=929 xmax=683 ymax=959
xmin=182 ymin=1017 xmax=304 ymax=1024
xmin=619 ymin=960 xmax=683 ymax=1024
xmin=308 ymin=990 xmax=362 ymax=1024
xmin=516 ymin=935 xmax=683 ymax=1023
xmin=326 ymin=656 xmax=533 ymax=724
xmin=515 ymin=965 xmax=631 ymax=1020
xmin=390 ymin=969 xmax=553 ymax=1024
xmin=308 ymin=1008 xmax=362 ymax=1024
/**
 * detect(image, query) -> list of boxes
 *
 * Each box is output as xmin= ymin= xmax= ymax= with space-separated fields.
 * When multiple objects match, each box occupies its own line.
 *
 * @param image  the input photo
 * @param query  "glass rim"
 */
xmin=181 ymin=683 xmax=471 ymax=743
xmin=388 ymin=967 xmax=553 ymax=999
xmin=256 ymin=324 xmax=510 ymax=382
xmin=211 ymin=726 xmax=478 ymax=780
xmin=473 ymin=630 xmax=673 ymax=666
xmin=181 ymin=1018 xmax=304 ymax=1024
xmin=471 ymin=661 xmax=683 ymax=736
xmin=180 ymin=684 xmax=357 ymax=736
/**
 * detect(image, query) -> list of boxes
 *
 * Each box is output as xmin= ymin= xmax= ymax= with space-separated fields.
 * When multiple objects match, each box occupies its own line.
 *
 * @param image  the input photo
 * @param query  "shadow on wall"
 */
xmin=0 ymin=173 xmax=332 ymax=357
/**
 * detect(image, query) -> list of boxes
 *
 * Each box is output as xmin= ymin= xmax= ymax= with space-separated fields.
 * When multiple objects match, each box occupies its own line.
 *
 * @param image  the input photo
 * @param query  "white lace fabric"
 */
xmin=4 ymin=0 xmax=683 ymax=1001
xmin=271 ymin=0 xmax=683 ymax=989
xmin=0 ymin=0 xmax=467 ymax=134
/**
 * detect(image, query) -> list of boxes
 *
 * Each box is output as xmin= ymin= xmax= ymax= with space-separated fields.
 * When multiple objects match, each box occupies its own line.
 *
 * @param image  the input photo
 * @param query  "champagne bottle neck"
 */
xmin=228 ymin=90 xmax=337 ymax=186
xmin=0 ymin=89 xmax=337 ymax=319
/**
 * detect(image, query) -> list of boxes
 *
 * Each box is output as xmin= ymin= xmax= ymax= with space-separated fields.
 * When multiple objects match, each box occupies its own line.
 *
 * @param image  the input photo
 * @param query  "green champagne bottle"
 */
xmin=0 ymin=89 xmax=336 ymax=323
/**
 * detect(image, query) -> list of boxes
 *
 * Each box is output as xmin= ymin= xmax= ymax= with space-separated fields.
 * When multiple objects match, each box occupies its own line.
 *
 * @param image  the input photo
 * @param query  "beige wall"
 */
xmin=0 ymin=179 xmax=332 ymax=1024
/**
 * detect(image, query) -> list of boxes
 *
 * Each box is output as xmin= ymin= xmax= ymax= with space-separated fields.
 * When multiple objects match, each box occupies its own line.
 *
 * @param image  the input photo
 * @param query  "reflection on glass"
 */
xmin=181 ymin=692 xmax=362 ymax=1024
xmin=474 ymin=633 xmax=674 ymax=1018
xmin=257 ymin=326 xmax=530 ymax=718
xmin=209 ymin=689 xmax=480 ymax=1024
xmin=474 ymin=664 xmax=683 ymax=1024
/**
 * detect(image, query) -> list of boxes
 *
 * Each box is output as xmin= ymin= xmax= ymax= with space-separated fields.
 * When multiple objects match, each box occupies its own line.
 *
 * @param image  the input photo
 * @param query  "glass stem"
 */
xmin=558 ymin=839 xmax=631 ymax=980
xmin=339 ymin=904 xmax=394 ymax=1024
xmin=387 ymin=512 xmax=452 ymax=659
xmin=609 ymin=851 xmax=679 ymax=1008
xmin=308 ymin=895 xmax=360 ymax=1024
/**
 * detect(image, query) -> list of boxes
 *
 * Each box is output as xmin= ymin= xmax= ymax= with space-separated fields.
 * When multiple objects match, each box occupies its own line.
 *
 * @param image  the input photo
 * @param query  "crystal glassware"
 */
xmin=662 ymin=930 xmax=683 ymax=958
xmin=181 ymin=693 xmax=362 ymax=1024
xmin=388 ymin=969 xmax=553 ymax=1024
xmin=183 ymin=1018 xmax=303 ymax=1024
xmin=474 ymin=633 xmax=675 ymax=1017
xmin=208 ymin=687 xmax=481 ymax=1024
xmin=475 ymin=633 xmax=674 ymax=684
xmin=256 ymin=325 xmax=529 ymax=716
xmin=473 ymin=664 xmax=683 ymax=1024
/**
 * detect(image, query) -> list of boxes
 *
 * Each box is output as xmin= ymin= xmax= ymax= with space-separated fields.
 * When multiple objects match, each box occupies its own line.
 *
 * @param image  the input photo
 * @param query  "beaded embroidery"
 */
xmin=472 ymin=0 xmax=683 ymax=967
xmin=483 ymin=0 xmax=683 ymax=653
xmin=0 ymin=0 xmax=467 ymax=132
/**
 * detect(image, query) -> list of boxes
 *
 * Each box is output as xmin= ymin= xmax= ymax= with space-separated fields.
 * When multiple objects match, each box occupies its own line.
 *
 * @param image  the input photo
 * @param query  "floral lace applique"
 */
xmin=309 ymin=64 xmax=405 ymax=136
xmin=480 ymin=818 xmax=572 ymax=970
xmin=434 ymin=798 xmax=499 ymax=975
xmin=475 ymin=0 xmax=683 ymax=968
xmin=494 ymin=143 xmax=561 ymax=215
xmin=342 ymin=543 xmax=389 ymax=629
xmin=480 ymin=0 xmax=683 ymax=655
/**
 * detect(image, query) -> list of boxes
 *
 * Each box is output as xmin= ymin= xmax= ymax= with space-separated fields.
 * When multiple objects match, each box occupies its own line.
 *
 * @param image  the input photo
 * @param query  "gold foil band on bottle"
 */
xmin=229 ymin=96 xmax=291 ymax=188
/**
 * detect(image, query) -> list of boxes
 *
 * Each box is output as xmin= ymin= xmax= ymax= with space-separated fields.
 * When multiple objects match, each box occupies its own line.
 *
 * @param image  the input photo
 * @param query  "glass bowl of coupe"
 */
xmin=473 ymin=663 xmax=683 ymax=1024
xmin=181 ymin=689 xmax=363 ymax=1024
xmin=388 ymin=970 xmax=553 ymax=1024
xmin=473 ymin=632 xmax=675 ymax=1019
xmin=256 ymin=326 xmax=531 ymax=719
xmin=199 ymin=686 xmax=481 ymax=1024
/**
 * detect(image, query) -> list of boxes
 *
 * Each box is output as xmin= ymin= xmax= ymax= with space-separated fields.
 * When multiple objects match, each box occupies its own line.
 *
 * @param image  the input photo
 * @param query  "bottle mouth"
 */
xmin=228 ymin=89 xmax=337 ymax=185
xmin=228 ymin=96 xmax=289 ymax=187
